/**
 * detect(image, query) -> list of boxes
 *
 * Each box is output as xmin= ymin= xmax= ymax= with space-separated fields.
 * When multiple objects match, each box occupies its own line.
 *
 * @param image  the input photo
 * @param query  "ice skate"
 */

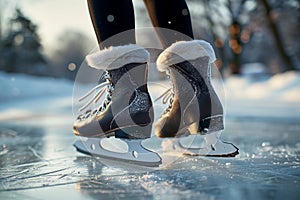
xmin=73 ymin=44 xmax=161 ymax=167
xmin=155 ymin=40 xmax=238 ymax=157
xmin=169 ymin=132 xmax=239 ymax=157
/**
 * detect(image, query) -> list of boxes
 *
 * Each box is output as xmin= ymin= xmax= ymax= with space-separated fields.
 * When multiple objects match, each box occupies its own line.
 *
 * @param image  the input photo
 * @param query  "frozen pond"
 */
xmin=1 ymin=71 xmax=299 ymax=199
xmin=0 ymin=117 xmax=299 ymax=200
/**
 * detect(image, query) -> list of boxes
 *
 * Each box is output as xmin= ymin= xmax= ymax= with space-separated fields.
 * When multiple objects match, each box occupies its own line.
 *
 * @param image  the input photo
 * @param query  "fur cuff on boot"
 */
xmin=157 ymin=40 xmax=216 ymax=72
xmin=86 ymin=44 xmax=150 ymax=70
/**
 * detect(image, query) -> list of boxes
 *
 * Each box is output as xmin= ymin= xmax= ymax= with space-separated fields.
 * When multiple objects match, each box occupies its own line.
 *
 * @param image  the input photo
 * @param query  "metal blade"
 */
xmin=74 ymin=138 xmax=162 ymax=167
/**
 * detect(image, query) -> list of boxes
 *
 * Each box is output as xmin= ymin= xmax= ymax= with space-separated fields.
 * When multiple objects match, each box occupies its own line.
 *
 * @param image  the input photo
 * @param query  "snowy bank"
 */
xmin=225 ymin=71 xmax=300 ymax=119
xmin=0 ymin=71 xmax=73 ymax=100
xmin=0 ymin=72 xmax=74 ymax=125
xmin=0 ymin=70 xmax=299 ymax=125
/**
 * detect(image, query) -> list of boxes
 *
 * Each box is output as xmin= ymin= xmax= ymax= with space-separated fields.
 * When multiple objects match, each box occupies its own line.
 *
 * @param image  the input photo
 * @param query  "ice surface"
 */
xmin=0 ymin=71 xmax=300 ymax=199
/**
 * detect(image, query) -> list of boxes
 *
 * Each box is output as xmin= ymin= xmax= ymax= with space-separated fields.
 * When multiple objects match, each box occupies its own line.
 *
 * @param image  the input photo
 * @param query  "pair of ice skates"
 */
xmin=73 ymin=40 xmax=239 ymax=167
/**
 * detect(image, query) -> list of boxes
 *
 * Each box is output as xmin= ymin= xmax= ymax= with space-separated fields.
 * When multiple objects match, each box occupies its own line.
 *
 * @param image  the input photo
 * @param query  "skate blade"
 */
xmin=171 ymin=133 xmax=239 ymax=157
xmin=73 ymin=138 xmax=162 ymax=167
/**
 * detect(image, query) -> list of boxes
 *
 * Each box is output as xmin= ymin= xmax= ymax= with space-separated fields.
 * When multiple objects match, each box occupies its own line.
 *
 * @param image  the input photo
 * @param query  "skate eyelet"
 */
xmin=203 ymin=128 xmax=209 ymax=134
xmin=76 ymin=70 xmax=114 ymax=120
xmin=172 ymin=144 xmax=177 ymax=150
xmin=132 ymin=151 xmax=138 ymax=158
xmin=90 ymin=144 xmax=96 ymax=150
xmin=210 ymin=144 xmax=215 ymax=151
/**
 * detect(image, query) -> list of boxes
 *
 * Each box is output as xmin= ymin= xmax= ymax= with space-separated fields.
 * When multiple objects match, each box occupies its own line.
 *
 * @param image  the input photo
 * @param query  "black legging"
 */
xmin=87 ymin=0 xmax=194 ymax=48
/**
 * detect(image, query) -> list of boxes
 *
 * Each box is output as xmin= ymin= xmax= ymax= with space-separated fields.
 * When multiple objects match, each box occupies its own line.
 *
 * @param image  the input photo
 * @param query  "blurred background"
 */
xmin=0 ymin=0 xmax=299 ymax=122
xmin=1 ymin=0 xmax=299 ymax=119
xmin=0 ymin=0 xmax=299 ymax=79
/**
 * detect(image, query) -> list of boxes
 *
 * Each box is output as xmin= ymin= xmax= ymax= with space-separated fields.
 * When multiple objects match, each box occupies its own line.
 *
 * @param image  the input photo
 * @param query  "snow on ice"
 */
xmin=225 ymin=71 xmax=300 ymax=119
xmin=0 ymin=70 xmax=300 ymax=124
xmin=0 ymin=70 xmax=300 ymax=200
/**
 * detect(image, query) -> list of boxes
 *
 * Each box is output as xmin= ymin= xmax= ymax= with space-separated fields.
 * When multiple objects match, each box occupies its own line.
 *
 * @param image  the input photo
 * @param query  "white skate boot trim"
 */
xmin=86 ymin=44 xmax=150 ymax=70
xmin=157 ymin=40 xmax=216 ymax=72
xmin=73 ymin=137 xmax=162 ymax=167
xmin=170 ymin=131 xmax=239 ymax=157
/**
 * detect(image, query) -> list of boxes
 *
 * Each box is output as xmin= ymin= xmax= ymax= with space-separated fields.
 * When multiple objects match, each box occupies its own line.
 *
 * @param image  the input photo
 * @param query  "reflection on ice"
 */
xmin=0 ymin=70 xmax=300 ymax=199
xmin=1 ymin=119 xmax=300 ymax=199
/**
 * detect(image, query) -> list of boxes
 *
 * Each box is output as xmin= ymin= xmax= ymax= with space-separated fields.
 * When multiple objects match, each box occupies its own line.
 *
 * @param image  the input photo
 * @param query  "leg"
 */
xmin=87 ymin=0 xmax=136 ymax=48
xmin=143 ymin=0 xmax=194 ymax=47
xmin=75 ymin=1 xmax=154 ymax=139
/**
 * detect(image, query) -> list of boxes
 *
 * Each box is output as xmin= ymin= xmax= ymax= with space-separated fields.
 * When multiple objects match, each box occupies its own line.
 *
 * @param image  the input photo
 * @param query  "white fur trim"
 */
xmin=86 ymin=44 xmax=149 ymax=70
xmin=157 ymin=40 xmax=216 ymax=72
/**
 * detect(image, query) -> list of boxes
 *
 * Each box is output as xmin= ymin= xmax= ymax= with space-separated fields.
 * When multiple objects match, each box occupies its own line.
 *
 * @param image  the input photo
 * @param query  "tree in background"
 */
xmin=49 ymin=30 xmax=93 ymax=80
xmin=1 ymin=2 xmax=298 ymax=78
xmin=260 ymin=0 xmax=299 ymax=71
xmin=187 ymin=0 xmax=299 ymax=75
xmin=0 ymin=8 xmax=48 ymax=75
xmin=189 ymin=0 xmax=257 ymax=74
xmin=0 ymin=7 xmax=92 ymax=80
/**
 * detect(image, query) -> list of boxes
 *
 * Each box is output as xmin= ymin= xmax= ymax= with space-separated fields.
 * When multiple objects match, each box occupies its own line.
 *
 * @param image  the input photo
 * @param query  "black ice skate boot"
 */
xmin=73 ymin=44 xmax=154 ymax=139
xmin=155 ymin=40 xmax=238 ymax=157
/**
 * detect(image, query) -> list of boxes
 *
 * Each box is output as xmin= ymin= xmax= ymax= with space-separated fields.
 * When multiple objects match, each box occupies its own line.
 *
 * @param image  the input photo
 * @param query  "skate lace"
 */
xmin=154 ymin=88 xmax=174 ymax=114
xmin=154 ymin=70 xmax=175 ymax=114
xmin=154 ymin=88 xmax=173 ymax=104
xmin=77 ymin=71 xmax=114 ymax=120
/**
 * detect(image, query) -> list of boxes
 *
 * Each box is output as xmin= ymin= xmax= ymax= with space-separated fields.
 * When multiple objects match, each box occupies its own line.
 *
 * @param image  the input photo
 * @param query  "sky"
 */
xmin=9 ymin=0 xmax=97 ymax=53
xmin=5 ymin=0 xmax=148 ymax=55
xmin=3 ymin=0 xmax=208 ymax=55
